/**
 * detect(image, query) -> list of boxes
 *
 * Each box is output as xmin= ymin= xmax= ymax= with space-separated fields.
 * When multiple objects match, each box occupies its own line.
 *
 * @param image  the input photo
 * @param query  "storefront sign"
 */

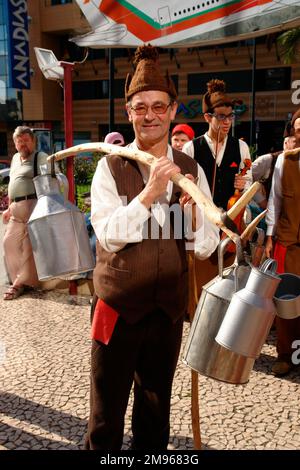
xmin=256 ymin=96 xmax=276 ymax=119
xmin=176 ymin=99 xmax=247 ymax=119
xmin=5 ymin=0 xmax=30 ymax=89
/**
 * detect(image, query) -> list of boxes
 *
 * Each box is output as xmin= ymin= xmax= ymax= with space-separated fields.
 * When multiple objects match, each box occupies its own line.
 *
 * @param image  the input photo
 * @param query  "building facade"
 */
xmin=0 ymin=0 xmax=300 ymax=161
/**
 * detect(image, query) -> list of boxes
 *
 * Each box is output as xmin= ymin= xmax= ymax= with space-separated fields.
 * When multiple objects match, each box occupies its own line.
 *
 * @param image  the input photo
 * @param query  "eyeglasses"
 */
xmin=130 ymin=102 xmax=172 ymax=115
xmin=208 ymin=112 xmax=235 ymax=122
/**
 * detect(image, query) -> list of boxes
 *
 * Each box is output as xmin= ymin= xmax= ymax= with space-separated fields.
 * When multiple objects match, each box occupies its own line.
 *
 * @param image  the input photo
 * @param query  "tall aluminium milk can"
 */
xmin=273 ymin=273 xmax=300 ymax=319
xmin=28 ymin=161 xmax=95 ymax=281
xmin=216 ymin=259 xmax=281 ymax=358
xmin=183 ymin=237 xmax=254 ymax=384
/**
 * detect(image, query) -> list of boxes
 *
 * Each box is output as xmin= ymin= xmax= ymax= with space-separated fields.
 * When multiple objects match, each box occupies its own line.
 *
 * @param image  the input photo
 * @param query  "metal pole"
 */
xmin=109 ymin=49 xmax=114 ymax=132
xmin=250 ymin=38 xmax=256 ymax=150
xmin=61 ymin=61 xmax=75 ymax=203
xmin=61 ymin=61 xmax=77 ymax=295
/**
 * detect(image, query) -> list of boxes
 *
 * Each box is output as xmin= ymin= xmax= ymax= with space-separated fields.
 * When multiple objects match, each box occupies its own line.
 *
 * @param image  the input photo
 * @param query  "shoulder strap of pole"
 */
xmin=33 ymin=151 xmax=39 ymax=178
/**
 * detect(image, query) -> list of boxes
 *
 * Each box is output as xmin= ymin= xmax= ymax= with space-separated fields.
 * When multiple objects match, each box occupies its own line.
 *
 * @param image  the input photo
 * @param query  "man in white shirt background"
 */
xmin=265 ymin=110 xmax=300 ymax=376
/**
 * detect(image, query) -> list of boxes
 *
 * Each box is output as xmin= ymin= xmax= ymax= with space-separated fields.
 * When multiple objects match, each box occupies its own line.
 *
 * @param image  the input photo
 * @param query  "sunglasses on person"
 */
xmin=208 ymin=112 xmax=235 ymax=122
xmin=130 ymin=102 xmax=172 ymax=115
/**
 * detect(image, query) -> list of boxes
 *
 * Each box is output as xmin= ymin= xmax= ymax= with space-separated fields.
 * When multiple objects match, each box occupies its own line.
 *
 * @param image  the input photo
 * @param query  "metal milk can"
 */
xmin=28 ymin=161 xmax=95 ymax=281
xmin=273 ymin=273 xmax=300 ymax=319
xmin=216 ymin=259 xmax=281 ymax=358
xmin=183 ymin=237 xmax=254 ymax=384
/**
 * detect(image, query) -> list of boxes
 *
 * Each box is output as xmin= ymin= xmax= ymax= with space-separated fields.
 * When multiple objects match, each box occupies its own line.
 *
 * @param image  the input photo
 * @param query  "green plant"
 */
xmin=56 ymin=152 xmax=104 ymax=212
xmin=277 ymin=28 xmax=300 ymax=64
xmin=59 ymin=152 xmax=101 ymax=185
xmin=76 ymin=184 xmax=91 ymax=213
xmin=249 ymin=144 xmax=257 ymax=160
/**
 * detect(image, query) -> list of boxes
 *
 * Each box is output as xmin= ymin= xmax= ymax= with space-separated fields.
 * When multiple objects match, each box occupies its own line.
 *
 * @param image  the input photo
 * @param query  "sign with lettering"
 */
xmin=176 ymin=99 xmax=248 ymax=119
xmin=5 ymin=0 xmax=30 ymax=89
xmin=255 ymin=96 xmax=276 ymax=119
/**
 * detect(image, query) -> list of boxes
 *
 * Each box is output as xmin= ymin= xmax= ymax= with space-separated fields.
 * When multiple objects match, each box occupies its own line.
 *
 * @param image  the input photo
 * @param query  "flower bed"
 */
xmin=0 ymin=185 xmax=8 ymax=211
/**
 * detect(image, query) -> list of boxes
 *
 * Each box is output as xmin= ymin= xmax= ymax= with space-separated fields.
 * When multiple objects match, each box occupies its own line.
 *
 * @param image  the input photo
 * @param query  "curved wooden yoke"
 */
xmin=48 ymin=143 xmax=261 ymax=243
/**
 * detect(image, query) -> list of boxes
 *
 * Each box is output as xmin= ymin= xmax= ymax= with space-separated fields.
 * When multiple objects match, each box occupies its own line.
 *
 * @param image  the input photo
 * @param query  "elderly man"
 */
xmin=265 ymin=110 xmax=300 ymax=376
xmin=85 ymin=45 xmax=219 ymax=451
xmin=2 ymin=126 xmax=48 ymax=300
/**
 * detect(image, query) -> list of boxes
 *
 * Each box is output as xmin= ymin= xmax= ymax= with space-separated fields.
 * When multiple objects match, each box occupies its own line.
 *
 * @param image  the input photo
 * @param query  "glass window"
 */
xmin=0 ymin=131 xmax=8 ymax=155
xmin=73 ymin=79 xmax=126 ymax=100
xmin=255 ymin=68 xmax=291 ymax=91
xmin=0 ymin=79 xmax=6 ymax=104
xmin=6 ymin=88 xmax=18 ymax=99
xmin=188 ymin=71 xmax=252 ymax=95
xmin=188 ymin=68 xmax=291 ymax=95
xmin=51 ymin=0 xmax=72 ymax=5
xmin=171 ymin=75 xmax=178 ymax=94
xmin=0 ymin=56 xmax=7 ymax=75
xmin=73 ymin=76 xmax=178 ymax=100
xmin=0 ymin=40 xmax=6 ymax=55
xmin=0 ymin=25 xmax=5 ymax=38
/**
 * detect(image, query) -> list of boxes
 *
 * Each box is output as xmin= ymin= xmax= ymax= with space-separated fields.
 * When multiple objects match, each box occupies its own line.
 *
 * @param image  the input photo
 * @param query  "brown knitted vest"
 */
xmin=93 ymin=149 xmax=198 ymax=324
xmin=276 ymin=153 xmax=300 ymax=247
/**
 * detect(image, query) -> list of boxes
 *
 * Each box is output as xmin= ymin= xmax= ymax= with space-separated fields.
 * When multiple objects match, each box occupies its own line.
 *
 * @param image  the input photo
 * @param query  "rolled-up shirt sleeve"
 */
xmin=91 ymin=157 xmax=150 ymax=252
xmin=266 ymin=153 xmax=283 ymax=236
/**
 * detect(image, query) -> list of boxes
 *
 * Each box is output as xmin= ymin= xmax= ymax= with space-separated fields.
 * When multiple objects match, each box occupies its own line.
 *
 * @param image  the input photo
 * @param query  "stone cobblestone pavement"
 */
xmin=0 ymin=287 xmax=300 ymax=451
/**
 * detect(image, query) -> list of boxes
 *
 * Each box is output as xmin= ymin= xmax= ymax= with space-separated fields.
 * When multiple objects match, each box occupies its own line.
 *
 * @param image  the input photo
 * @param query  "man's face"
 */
xmin=14 ymin=133 xmax=35 ymax=158
xmin=171 ymin=132 xmax=191 ymax=151
xmin=127 ymin=90 xmax=177 ymax=147
xmin=204 ymin=105 xmax=234 ymax=139
xmin=293 ymin=118 xmax=300 ymax=147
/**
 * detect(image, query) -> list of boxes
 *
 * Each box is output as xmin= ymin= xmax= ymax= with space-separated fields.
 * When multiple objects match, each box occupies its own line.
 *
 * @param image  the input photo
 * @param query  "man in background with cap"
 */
xmin=85 ymin=45 xmax=219 ymax=451
xmin=251 ymin=122 xmax=296 ymax=211
xmin=182 ymin=79 xmax=252 ymax=297
xmin=265 ymin=109 xmax=300 ymax=376
xmin=171 ymin=123 xmax=195 ymax=151
xmin=104 ymin=131 xmax=125 ymax=146
xmin=183 ymin=79 xmax=252 ymax=211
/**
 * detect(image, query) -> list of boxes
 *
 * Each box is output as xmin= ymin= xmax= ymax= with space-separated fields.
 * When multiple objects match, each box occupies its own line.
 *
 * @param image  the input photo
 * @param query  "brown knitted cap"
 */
xmin=202 ymin=79 xmax=233 ymax=114
xmin=125 ymin=45 xmax=177 ymax=102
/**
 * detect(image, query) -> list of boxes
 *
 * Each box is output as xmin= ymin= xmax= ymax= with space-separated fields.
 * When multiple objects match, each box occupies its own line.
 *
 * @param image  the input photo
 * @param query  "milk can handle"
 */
xmin=218 ymin=237 xmax=233 ymax=278
xmin=259 ymin=258 xmax=278 ymax=274
xmin=50 ymin=156 xmax=56 ymax=178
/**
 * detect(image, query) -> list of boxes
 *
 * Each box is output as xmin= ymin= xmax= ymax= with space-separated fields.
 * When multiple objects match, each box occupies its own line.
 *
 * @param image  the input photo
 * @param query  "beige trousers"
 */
xmin=3 ymin=200 xmax=39 ymax=287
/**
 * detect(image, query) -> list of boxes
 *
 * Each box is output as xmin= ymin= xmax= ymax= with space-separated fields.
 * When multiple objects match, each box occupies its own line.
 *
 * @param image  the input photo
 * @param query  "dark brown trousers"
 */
xmin=85 ymin=310 xmax=183 ymax=451
xmin=276 ymin=243 xmax=300 ymax=361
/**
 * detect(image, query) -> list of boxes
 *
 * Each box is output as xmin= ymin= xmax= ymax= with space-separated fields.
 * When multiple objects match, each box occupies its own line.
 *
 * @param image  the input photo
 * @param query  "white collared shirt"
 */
xmin=91 ymin=141 xmax=219 ymax=259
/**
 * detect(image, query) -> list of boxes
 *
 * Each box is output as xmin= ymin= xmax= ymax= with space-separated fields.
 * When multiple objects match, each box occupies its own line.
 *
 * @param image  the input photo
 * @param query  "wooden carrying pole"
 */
xmin=48 ymin=143 xmax=260 ymax=242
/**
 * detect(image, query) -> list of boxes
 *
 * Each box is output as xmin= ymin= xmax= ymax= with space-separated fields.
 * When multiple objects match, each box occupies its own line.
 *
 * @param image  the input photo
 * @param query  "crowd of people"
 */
xmin=2 ymin=43 xmax=299 ymax=451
